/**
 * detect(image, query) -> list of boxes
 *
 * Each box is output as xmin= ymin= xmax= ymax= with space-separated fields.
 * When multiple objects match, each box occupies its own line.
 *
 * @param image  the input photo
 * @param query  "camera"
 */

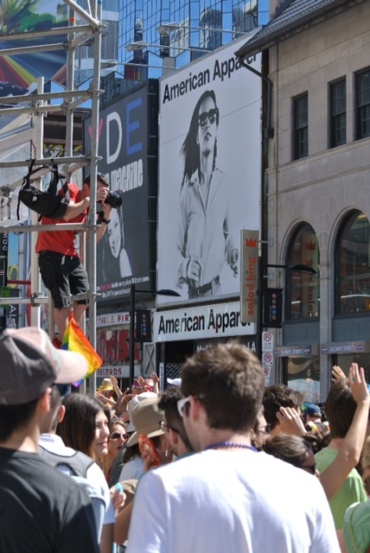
xmin=104 ymin=191 xmax=122 ymax=209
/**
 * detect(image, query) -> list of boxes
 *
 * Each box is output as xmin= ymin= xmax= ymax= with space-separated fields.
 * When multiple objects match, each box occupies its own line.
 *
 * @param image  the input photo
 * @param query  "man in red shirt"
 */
xmin=36 ymin=173 xmax=112 ymax=344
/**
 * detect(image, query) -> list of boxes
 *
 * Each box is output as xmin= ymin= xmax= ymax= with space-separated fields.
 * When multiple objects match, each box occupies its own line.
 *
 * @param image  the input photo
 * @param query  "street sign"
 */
xmin=262 ymin=331 xmax=274 ymax=352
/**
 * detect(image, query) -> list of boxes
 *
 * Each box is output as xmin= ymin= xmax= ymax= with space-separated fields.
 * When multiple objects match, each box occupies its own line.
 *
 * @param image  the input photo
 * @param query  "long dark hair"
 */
xmin=57 ymin=393 xmax=110 ymax=460
xmin=180 ymin=90 xmax=219 ymax=190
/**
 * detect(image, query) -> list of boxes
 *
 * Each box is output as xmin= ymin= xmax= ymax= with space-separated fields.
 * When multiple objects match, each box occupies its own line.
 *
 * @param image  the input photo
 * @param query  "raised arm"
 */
xmin=319 ymin=363 xmax=370 ymax=500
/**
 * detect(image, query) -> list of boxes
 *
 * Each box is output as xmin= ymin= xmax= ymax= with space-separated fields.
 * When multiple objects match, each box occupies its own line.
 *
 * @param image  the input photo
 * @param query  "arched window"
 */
xmin=335 ymin=211 xmax=370 ymax=315
xmin=286 ymin=224 xmax=320 ymax=319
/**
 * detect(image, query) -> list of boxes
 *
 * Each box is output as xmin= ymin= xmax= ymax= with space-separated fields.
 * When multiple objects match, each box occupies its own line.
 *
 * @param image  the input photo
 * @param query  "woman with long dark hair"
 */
xmin=57 ymin=393 xmax=116 ymax=553
xmin=175 ymin=89 xmax=239 ymax=299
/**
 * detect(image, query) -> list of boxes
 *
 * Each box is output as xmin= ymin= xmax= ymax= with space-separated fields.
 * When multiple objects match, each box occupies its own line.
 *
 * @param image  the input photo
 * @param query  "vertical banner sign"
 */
xmin=240 ymin=229 xmax=259 ymax=324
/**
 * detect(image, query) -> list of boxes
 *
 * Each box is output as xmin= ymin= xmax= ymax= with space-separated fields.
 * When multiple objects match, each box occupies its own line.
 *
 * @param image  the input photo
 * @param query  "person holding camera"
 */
xmin=36 ymin=172 xmax=112 ymax=346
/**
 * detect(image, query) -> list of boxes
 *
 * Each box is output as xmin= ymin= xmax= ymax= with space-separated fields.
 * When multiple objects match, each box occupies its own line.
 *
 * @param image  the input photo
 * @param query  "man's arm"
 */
xmin=96 ymin=202 xmax=112 ymax=243
xmin=319 ymin=363 xmax=370 ymax=500
xmin=63 ymin=197 xmax=91 ymax=221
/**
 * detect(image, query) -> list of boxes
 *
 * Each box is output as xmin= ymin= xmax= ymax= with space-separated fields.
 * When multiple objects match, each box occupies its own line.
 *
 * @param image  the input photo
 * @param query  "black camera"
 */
xmin=104 ymin=191 xmax=122 ymax=209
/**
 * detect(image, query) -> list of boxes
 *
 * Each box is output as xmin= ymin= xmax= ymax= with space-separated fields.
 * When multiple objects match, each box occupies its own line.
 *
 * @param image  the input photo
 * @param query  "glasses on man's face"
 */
xmin=198 ymin=108 xmax=218 ymax=128
xmin=177 ymin=396 xmax=191 ymax=417
xmin=300 ymin=463 xmax=317 ymax=475
xmin=110 ymin=432 xmax=129 ymax=441
xmin=160 ymin=420 xmax=178 ymax=433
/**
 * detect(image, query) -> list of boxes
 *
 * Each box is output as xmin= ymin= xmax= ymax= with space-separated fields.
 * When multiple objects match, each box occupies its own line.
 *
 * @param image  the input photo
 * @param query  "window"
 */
xmin=286 ymin=224 xmax=320 ymax=320
xmin=335 ymin=212 xmax=370 ymax=315
xmin=293 ymin=94 xmax=308 ymax=159
xmin=356 ymin=69 xmax=370 ymax=140
xmin=330 ymin=79 xmax=346 ymax=148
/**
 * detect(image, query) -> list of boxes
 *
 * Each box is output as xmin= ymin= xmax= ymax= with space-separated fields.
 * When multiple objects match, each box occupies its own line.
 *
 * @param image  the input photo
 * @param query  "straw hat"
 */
xmin=126 ymin=396 xmax=164 ymax=447
xmin=98 ymin=378 xmax=114 ymax=393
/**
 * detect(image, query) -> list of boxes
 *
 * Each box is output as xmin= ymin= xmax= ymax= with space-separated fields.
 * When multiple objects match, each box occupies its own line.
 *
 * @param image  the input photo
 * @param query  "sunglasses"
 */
xmin=300 ymin=463 xmax=317 ymax=475
xmin=177 ymin=396 xmax=191 ymax=417
xmin=110 ymin=432 xmax=129 ymax=440
xmin=198 ymin=108 xmax=218 ymax=128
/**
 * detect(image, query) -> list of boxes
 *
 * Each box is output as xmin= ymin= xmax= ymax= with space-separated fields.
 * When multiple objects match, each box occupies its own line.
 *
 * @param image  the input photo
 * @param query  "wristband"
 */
xmin=100 ymin=217 xmax=110 ymax=224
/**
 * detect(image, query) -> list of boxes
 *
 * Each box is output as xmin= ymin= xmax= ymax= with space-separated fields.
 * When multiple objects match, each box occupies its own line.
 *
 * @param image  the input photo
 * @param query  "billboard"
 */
xmin=84 ymin=82 xmax=158 ymax=302
xmin=0 ymin=0 xmax=68 ymax=96
xmin=157 ymin=38 xmax=261 ymax=306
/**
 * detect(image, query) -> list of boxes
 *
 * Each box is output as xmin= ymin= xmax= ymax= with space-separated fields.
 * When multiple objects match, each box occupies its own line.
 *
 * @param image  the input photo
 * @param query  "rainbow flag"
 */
xmin=62 ymin=314 xmax=103 ymax=385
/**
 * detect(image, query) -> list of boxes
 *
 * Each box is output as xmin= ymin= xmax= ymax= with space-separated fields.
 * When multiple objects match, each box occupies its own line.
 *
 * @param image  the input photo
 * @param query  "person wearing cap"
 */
xmin=303 ymin=402 xmax=328 ymax=433
xmin=126 ymin=342 xmax=340 ymax=553
xmin=0 ymin=326 xmax=99 ymax=553
xmin=96 ymin=378 xmax=116 ymax=407
xmin=114 ymin=396 xmax=171 ymax=547
xmin=118 ymin=392 xmax=162 ymax=482
xmin=36 ymin=172 xmax=112 ymax=344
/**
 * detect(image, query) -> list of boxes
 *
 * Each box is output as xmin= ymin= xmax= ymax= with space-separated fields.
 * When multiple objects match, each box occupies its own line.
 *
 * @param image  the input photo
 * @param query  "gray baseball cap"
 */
xmin=0 ymin=327 xmax=88 ymax=405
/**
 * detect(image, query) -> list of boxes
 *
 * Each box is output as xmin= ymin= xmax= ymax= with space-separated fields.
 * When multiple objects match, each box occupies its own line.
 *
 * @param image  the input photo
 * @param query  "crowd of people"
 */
xmin=2 ymin=328 xmax=370 ymax=552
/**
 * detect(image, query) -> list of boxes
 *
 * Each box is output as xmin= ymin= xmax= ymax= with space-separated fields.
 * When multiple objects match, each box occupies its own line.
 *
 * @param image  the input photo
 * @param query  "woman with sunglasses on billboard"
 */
xmin=175 ymin=89 xmax=239 ymax=300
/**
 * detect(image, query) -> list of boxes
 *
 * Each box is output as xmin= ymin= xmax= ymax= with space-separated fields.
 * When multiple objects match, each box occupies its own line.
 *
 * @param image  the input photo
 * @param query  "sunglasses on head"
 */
xmin=110 ymin=432 xmax=129 ymax=440
xmin=198 ymin=108 xmax=218 ymax=128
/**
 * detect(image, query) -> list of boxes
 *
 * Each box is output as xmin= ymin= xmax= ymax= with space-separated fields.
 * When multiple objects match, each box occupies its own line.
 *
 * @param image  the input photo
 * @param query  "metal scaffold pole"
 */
xmin=0 ymin=0 xmax=104 ymax=396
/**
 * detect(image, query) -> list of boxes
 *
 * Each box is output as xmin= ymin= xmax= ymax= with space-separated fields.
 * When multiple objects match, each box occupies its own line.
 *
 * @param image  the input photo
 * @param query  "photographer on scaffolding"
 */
xmin=36 ymin=172 xmax=112 ymax=347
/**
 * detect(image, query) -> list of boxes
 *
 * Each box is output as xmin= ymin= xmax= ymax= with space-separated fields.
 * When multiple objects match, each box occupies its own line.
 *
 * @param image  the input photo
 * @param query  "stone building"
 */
xmin=237 ymin=0 xmax=370 ymax=400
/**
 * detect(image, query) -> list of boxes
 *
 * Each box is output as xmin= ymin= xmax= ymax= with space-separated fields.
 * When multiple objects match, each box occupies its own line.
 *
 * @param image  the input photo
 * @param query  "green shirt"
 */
xmin=315 ymin=447 xmax=367 ymax=529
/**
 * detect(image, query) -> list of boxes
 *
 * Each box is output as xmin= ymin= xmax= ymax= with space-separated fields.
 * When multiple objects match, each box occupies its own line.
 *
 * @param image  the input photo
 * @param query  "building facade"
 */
xmin=237 ymin=0 xmax=370 ymax=401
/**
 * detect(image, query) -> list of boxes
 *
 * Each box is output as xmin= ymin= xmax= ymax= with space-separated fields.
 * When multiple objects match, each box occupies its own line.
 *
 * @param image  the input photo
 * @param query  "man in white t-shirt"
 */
xmin=126 ymin=342 xmax=340 ymax=553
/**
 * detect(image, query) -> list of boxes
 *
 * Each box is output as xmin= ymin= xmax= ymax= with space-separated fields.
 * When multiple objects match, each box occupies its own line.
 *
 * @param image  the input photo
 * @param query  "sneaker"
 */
xmin=52 ymin=337 xmax=62 ymax=349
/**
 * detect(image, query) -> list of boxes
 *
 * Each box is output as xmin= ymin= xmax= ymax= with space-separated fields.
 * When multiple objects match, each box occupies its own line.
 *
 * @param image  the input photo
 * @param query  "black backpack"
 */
xmin=38 ymin=445 xmax=95 ymax=476
xmin=38 ymin=445 xmax=106 ymax=541
xmin=17 ymin=159 xmax=70 ymax=221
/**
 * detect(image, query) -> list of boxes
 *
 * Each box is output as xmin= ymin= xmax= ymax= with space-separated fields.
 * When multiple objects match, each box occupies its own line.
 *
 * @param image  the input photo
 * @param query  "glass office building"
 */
xmin=118 ymin=0 xmax=269 ymax=79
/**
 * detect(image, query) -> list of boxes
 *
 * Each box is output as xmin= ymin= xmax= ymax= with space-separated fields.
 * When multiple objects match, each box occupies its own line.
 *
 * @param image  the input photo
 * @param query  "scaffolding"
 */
xmin=0 ymin=0 xmax=104 ymax=393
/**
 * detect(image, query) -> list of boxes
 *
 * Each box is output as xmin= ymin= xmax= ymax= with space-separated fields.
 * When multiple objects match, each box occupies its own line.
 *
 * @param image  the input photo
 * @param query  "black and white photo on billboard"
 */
xmin=157 ymin=38 xmax=262 ymax=306
xmin=99 ymin=193 xmax=133 ymax=283
xmin=176 ymin=89 xmax=239 ymax=300
xmin=83 ymin=84 xmax=155 ymax=302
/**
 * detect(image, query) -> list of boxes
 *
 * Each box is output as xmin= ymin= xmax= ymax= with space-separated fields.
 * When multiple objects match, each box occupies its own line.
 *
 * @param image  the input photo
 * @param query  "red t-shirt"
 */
xmin=36 ymin=183 xmax=87 ymax=256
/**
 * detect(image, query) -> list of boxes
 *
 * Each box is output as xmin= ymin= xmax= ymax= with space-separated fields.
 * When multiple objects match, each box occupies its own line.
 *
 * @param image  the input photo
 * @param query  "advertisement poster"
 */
xmin=84 ymin=84 xmax=155 ymax=302
xmin=157 ymin=37 xmax=261 ymax=306
xmin=0 ymin=0 xmax=68 ymax=96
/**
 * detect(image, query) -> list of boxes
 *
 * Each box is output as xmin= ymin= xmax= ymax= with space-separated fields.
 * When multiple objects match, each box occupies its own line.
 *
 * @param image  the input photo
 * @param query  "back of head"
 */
xmin=263 ymin=434 xmax=312 ymax=469
xmin=0 ymin=327 xmax=87 ymax=406
xmin=263 ymin=384 xmax=303 ymax=430
xmin=325 ymin=381 xmax=356 ymax=438
xmin=181 ymin=341 xmax=264 ymax=431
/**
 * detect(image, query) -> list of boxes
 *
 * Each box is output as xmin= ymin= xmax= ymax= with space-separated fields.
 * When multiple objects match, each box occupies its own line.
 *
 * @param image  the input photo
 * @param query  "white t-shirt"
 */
xmin=39 ymin=434 xmax=115 ymax=524
xmin=119 ymin=456 xmax=144 ymax=481
xmin=127 ymin=449 xmax=340 ymax=553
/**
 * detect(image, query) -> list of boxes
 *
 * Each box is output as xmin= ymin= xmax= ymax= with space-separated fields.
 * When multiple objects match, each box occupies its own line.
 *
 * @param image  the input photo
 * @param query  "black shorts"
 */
xmin=38 ymin=251 xmax=89 ymax=309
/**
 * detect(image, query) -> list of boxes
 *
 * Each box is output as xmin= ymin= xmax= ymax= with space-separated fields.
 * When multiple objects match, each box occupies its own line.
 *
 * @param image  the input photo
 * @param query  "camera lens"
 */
xmin=105 ymin=191 xmax=122 ymax=209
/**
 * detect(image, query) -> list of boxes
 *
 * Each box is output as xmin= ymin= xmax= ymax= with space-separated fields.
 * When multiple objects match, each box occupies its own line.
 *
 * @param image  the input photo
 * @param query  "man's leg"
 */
xmin=54 ymin=305 xmax=71 ymax=339
xmin=72 ymin=301 xmax=88 ymax=325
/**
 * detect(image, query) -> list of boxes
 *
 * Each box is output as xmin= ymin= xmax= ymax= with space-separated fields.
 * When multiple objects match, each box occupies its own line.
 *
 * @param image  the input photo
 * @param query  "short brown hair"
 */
xmin=181 ymin=341 xmax=264 ymax=432
xmin=263 ymin=385 xmax=303 ymax=430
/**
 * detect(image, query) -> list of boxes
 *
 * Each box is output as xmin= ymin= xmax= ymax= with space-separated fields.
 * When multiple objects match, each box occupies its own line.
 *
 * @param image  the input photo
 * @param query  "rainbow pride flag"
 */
xmin=62 ymin=314 xmax=103 ymax=385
